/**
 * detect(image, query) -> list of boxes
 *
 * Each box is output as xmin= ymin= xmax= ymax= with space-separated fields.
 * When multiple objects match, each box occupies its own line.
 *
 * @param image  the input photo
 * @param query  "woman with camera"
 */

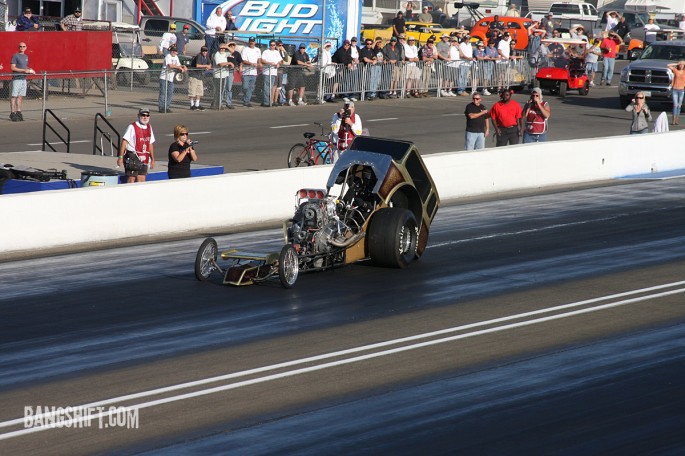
xmin=168 ymin=124 xmax=198 ymax=179
xmin=625 ymin=91 xmax=652 ymax=135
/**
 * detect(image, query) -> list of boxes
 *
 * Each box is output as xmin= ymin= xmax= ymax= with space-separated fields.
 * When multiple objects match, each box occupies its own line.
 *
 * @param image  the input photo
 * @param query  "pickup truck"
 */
xmin=548 ymin=2 xmax=599 ymax=22
xmin=138 ymin=16 xmax=207 ymax=57
xmin=618 ymin=40 xmax=685 ymax=108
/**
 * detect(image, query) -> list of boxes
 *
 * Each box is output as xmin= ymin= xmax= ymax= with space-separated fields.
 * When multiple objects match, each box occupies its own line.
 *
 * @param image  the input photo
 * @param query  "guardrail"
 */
xmin=93 ymin=113 xmax=120 ymax=156
xmin=42 ymin=109 xmax=70 ymax=153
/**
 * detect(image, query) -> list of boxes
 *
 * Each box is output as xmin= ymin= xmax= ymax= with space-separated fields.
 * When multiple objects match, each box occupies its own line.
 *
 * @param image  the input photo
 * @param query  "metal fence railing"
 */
xmin=0 ymin=58 xmax=538 ymax=119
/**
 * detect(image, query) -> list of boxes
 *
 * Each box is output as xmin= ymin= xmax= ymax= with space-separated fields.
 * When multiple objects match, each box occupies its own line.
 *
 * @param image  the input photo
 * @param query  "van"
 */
xmin=549 ymin=2 xmax=599 ymax=22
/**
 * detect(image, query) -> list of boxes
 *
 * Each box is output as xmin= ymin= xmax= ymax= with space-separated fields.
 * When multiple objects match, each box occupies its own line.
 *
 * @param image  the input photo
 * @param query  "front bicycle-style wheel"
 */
xmin=288 ymin=143 xmax=314 ymax=168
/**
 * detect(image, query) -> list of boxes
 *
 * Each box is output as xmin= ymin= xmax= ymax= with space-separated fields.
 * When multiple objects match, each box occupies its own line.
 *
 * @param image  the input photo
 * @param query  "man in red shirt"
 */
xmin=489 ymin=88 xmax=523 ymax=146
xmin=600 ymin=31 xmax=622 ymax=86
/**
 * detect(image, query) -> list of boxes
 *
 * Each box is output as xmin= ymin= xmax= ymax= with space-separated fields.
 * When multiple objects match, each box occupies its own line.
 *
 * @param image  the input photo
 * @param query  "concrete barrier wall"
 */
xmin=2 ymin=131 xmax=684 ymax=256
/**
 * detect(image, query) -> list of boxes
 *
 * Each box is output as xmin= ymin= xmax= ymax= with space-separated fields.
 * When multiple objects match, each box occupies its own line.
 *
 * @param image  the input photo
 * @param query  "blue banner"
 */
xmin=200 ymin=0 xmax=362 ymax=47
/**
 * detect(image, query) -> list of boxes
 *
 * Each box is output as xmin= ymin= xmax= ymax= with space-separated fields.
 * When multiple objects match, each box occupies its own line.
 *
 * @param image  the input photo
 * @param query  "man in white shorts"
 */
xmin=10 ymin=42 xmax=35 ymax=122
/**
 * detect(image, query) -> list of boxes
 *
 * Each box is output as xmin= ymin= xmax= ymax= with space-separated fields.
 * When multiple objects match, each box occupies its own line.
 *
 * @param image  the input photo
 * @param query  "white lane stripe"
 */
xmin=2 ymin=286 xmax=683 ymax=440
xmin=0 ymin=281 xmax=683 ymax=438
xmin=26 ymin=140 xmax=91 ymax=146
xmin=270 ymin=124 xmax=310 ymax=129
xmin=367 ymin=118 xmax=398 ymax=122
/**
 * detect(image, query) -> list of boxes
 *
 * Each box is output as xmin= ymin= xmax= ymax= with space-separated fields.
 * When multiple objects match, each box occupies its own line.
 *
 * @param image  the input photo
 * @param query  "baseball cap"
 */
xmin=138 ymin=108 xmax=150 ymax=116
xmin=390 ymin=36 xmax=397 ymax=42
xmin=200 ymin=46 xmax=208 ymax=51
xmin=408 ymin=36 xmax=415 ymax=41
xmin=74 ymin=7 xmax=81 ymax=12
xmin=170 ymin=24 xmax=176 ymax=30
xmin=531 ymin=87 xmax=542 ymax=96
xmin=168 ymin=44 xmax=178 ymax=51
xmin=248 ymin=37 xmax=256 ymax=42
xmin=441 ymin=33 xmax=449 ymax=38
xmin=477 ymin=40 xmax=485 ymax=46
xmin=183 ymin=24 xmax=190 ymax=30
xmin=299 ymin=42 xmax=306 ymax=49
xmin=503 ymin=32 xmax=510 ymax=37
xmin=351 ymin=37 xmax=357 ymax=42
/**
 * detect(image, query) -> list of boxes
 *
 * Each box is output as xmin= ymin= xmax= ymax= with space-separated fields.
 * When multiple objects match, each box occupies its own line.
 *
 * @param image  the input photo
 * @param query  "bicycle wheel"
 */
xmin=288 ymin=143 xmax=314 ymax=168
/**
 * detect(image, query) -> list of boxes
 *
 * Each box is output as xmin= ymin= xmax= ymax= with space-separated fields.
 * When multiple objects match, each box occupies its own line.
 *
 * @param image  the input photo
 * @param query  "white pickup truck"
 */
xmin=548 ymin=2 xmax=600 ymax=22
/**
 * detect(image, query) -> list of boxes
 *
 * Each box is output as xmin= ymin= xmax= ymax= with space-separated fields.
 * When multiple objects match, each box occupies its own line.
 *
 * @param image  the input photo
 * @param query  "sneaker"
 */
xmin=482 ymin=89 xmax=491 ymax=96
xmin=197 ymin=106 xmax=206 ymax=111
xmin=350 ymin=97 xmax=357 ymax=101
xmin=166 ymin=109 xmax=173 ymax=113
xmin=9 ymin=112 xmax=16 ymax=121
xmin=227 ymin=105 xmax=235 ymax=110
xmin=244 ymin=103 xmax=253 ymax=108
xmin=440 ymin=90 xmax=449 ymax=96
xmin=17 ymin=112 xmax=24 ymax=121
xmin=589 ymin=81 xmax=595 ymax=87
xmin=447 ymin=91 xmax=456 ymax=97
xmin=298 ymin=100 xmax=307 ymax=106
xmin=288 ymin=100 xmax=296 ymax=106
xmin=190 ymin=106 xmax=197 ymax=111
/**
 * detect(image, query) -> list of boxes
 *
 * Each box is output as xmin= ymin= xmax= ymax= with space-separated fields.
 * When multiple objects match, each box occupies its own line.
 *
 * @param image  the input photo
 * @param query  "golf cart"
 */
xmin=534 ymin=38 xmax=590 ymax=97
xmin=111 ymin=23 xmax=150 ymax=87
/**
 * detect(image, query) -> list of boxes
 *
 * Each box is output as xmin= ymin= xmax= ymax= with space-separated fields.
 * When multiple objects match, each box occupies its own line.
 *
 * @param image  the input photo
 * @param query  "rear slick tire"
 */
xmin=288 ymin=143 xmax=312 ymax=168
xmin=368 ymin=208 xmax=419 ymax=269
xmin=559 ymin=81 xmax=568 ymax=97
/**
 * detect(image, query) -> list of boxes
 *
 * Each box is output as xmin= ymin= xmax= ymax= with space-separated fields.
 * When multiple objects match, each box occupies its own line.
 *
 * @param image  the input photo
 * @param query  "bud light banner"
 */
xmin=201 ymin=0 xmax=362 ymax=45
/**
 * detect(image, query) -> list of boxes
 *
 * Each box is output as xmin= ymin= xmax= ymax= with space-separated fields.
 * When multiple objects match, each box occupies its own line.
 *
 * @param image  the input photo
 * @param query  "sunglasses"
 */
xmin=140 ymin=114 xmax=150 ymax=117
xmin=636 ymin=96 xmax=645 ymax=99
xmin=179 ymin=132 xmax=188 ymax=136
xmin=19 ymin=45 xmax=27 ymax=48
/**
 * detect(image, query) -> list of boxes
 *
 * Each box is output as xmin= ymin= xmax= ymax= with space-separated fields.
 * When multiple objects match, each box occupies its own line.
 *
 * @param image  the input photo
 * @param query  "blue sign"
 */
xmin=200 ymin=0 xmax=362 ymax=46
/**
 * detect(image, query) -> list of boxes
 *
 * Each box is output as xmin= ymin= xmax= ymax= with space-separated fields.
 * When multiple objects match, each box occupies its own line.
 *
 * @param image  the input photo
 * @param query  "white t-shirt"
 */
xmin=460 ymin=41 xmax=473 ymax=60
xmin=205 ymin=13 xmax=226 ymax=36
xmin=241 ymin=46 xmax=262 ymax=76
xmin=448 ymin=45 xmax=461 ymax=67
xmin=606 ymin=16 xmax=618 ymax=31
xmin=644 ymin=23 xmax=660 ymax=43
xmin=160 ymin=54 xmax=180 ymax=81
xmin=122 ymin=121 xmax=156 ymax=153
xmin=159 ymin=32 xmax=177 ymax=52
xmin=497 ymin=39 xmax=511 ymax=59
xmin=260 ymin=48 xmax=282 ymax=77
xmin=403 ymin=43 xmax=418 ymax=65
xmin=213 ymin=50 xmax=230 ymax=78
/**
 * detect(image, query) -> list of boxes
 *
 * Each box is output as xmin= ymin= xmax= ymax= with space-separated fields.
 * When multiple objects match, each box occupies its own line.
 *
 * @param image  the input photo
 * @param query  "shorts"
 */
xmin=12 ymin=79 xmax=27 ymax=97
xmin=406 ymin=65 xmax=420 ymax=79
xmin=188 ymin=77 xmax=204 ymax=98
xmin=585 ymin=62 xmax=598 ymax=72
xmin=286 ymin=69 xmax=304 ymax=90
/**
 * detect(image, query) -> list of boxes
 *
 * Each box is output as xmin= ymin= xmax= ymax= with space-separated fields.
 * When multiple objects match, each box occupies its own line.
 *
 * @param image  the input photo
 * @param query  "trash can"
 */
xmin=81 ymin=170 xmax=120 ymax=187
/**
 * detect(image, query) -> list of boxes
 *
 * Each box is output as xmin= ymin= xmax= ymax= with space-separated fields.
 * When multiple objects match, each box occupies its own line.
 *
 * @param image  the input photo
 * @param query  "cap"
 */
xmin=138 ymin=108 xmax=150 ymax=116
xmin=74 ymin=7 xmax=81 ymax=12
xmin=441 ymin=33 xmax=449 ymax=38
xmin=183 ymin=24 xmax=190 ymax=29
xmin=299 ymin=42 xmax=306 ymax=49
xmin=168 ymin=45 xmax=178 ymax=51
xmin=408 ymin=36 xmax=415 ymax=41
xmin=477 ymin=40 xmax=485 ymax=46
xmin=503 ymin=32 xmax=510 ymax=37
xmin=248 ymin=37 xmax=256 ymax=42
xmin=351 ymin=37 xmax=357 ymax=42
xmin=450 ymin=36 xmax=459 ymax=42
xmin=429 ymin=34 xmax=436 ymax=40
xmin=170 ymin=24 xmax=177 ymax=30
xmin=531 ymin=87 xmax=543 ymax=96
xmin=24 ymin=7 xmax=31 ymax=12
xmin=347 ymin=101 xmax=355 ymax=108
xmin=547 ymin=12 xmax=553 ymax=16
xmin=200 ymin=46 xmax=208 ymax=51
xmin=390 ymin=36 xmax=398 ymax=42
xmin=324 ymin=41 xmax=332 ymax=47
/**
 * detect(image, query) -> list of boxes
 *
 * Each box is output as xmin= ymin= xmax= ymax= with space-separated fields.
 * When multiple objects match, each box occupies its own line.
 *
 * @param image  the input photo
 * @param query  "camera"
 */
xmin=188 ymin=140 xmax=199 ymax=146
xmin=343 ymin=102 xmax=351 ymax=119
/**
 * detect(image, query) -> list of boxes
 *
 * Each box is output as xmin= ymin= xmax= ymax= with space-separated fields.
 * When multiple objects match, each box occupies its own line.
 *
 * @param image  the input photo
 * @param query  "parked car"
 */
xmin=470 ymin=16 xmax=534 ymax=50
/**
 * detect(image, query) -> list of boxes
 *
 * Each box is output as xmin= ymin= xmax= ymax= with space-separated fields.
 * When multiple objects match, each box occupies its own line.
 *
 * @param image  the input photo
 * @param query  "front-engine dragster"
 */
xmin=194 ymin=136 xmax=440 ymax=288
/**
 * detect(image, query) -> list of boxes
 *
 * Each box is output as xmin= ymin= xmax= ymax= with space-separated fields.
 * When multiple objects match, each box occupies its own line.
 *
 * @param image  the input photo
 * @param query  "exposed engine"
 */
xmin=289 ymin=195 xmax=363 ymax=259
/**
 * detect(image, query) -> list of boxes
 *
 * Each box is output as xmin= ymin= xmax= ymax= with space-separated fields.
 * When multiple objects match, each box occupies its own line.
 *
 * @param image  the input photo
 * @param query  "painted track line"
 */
xmin=1 ymin=281 xmax=683 ymax=439
xmin=270 ymin=124 xmax=310 ymax=129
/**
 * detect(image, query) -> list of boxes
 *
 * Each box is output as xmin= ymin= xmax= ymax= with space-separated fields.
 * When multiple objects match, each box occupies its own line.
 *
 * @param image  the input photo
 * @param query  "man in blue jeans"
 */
xmin=240 ymin=37 xmax=261 ymax=107
xmin=464 ymin=92 xmax=490 ymax=150
xmin=158 ymin=45 xmax=187 ymax=113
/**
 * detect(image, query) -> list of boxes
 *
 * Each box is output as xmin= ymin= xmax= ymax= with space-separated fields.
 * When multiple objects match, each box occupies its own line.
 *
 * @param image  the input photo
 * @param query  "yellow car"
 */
xmin=361 ymin=21 xmax=467 ymax=45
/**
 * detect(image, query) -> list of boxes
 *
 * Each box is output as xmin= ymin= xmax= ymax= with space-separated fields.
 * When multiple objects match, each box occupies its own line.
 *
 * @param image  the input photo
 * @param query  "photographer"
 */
xmin=625 ymin=91 xmax=651 ymax=135
xmin=522 ymin=88 xmax=551 ymax=143
xmin=117 ymin=108 xmax=155 ymax=183
xmin=331 ymin=101 xmax=363 ymax=154
xmin=168 ymin=125 xmax=198 ymax=179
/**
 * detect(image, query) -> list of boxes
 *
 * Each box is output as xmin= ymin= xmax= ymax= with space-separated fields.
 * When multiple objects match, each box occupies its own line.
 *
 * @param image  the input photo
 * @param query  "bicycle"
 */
xmin=287 ymin=122 xmax=336 ymax=168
